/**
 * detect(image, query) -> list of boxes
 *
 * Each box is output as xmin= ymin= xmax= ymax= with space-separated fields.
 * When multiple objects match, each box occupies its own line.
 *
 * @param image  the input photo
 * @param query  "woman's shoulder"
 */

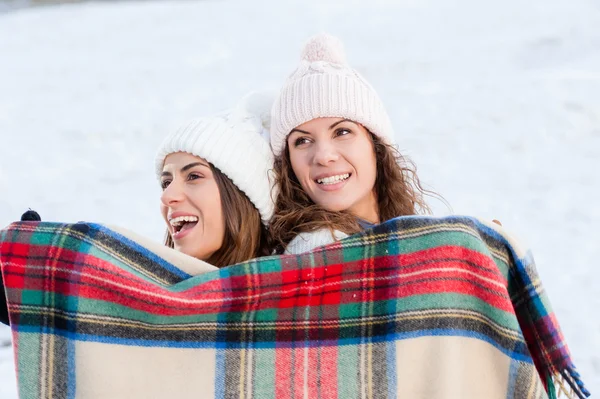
xmin=284 ymin=229 xmax=349 ymax=255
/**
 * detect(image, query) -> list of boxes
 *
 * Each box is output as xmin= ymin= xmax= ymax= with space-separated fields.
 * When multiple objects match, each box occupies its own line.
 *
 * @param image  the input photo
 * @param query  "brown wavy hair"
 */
xmin=165 ymin=164 xmax=270 ymax=267
xmin=269 ymin=133 xmax=436 ymax=252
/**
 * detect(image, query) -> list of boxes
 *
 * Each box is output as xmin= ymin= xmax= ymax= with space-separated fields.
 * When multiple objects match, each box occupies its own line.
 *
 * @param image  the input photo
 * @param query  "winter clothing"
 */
xmin=155 ymin=91 xmax=275 ymax=224
xmin=0 ymin=216 xmax=589 ymax=398
xmin=284 ymin=217 xmax=381 ymax=254
xmin=1 ymin=209 xmax=42 ymax=326
xmin=270 ymin=33 xmax=394 ymax=156
xmin=21 ymin=209 xmax=41 ymax=221
xmin=0 ymin=272 xmax=7 ymax=325
xmin=284 ymin=228 xmax=348 ymax=254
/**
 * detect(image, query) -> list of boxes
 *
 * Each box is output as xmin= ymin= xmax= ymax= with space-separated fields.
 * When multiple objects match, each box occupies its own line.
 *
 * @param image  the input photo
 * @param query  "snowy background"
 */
xmin=0 ymin=0 xmax=599 ymax=397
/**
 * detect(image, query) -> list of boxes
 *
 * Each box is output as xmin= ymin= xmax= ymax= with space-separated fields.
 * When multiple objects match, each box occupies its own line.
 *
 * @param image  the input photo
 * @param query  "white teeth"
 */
xmin=316 ymin=173 xmax=350 ymax=185
xmin=169 ymin=215 xmax=199 ymax=227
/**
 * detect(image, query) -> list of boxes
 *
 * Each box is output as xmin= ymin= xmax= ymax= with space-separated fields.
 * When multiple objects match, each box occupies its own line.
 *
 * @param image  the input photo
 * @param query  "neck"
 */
xmin=349 ymin=190 xmax=380 ymax=224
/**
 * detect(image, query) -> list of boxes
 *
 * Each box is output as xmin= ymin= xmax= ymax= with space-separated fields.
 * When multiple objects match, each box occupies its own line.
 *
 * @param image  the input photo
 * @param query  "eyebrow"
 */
xmin=289 ymin=118 xmax=355 ymax=136
xmin=329 ymin=118 xmax=354 ymax=130
xmin=181 ymin=161 xmax=208 ymax=172
xmin=161 ymin=161 xmax=209 ymax=177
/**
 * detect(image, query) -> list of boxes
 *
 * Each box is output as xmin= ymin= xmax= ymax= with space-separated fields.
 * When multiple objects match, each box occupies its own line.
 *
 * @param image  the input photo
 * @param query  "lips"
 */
xmin=168 ymin=213 xmax=199 ymax=240
xmin=314 ymin=173 xmax=351 ymax=185
xmin=312 ymin=172 xmax=352 ymax=192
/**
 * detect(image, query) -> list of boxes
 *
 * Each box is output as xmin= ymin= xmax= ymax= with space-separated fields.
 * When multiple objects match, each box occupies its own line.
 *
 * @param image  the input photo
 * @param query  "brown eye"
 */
xmin=160 ymin=179 xmax=171 ymax=190
xmin=334 ymin=128 xmax=352 ymax=137
xmin=187 ymin=173 xmax=203 ymax=181
xmin=294 ymin=136 xmax=311 ymax=147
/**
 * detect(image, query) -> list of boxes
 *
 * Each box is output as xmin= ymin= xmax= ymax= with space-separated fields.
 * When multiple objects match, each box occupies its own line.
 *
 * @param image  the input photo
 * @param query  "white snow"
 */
xmin=0 ymin=0 xmax=599 ymax=397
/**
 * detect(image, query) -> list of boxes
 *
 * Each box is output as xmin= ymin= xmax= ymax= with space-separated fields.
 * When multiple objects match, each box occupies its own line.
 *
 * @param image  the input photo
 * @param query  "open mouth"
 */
xmin=315 ymin=173 xmax=351 ymax=185
xmin=170 ymin=215 xmax=199 ymax=236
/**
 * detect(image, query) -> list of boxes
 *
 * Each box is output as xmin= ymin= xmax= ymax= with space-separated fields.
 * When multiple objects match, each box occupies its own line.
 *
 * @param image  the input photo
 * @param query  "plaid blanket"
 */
xmin=0 ymin=216 xmax=589 ymax=399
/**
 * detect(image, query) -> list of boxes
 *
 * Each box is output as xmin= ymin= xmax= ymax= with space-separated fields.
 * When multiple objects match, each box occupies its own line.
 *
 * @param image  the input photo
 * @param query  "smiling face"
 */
xmin=160 ymin=152 xmax=225 ymax=260
xmin=287 ymin=117 xmax=379 ymax=223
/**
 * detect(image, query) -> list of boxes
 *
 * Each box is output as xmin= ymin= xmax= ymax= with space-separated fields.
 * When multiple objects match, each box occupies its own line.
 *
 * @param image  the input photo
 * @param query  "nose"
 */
xmin=312 ymin=141 xmax=339 ymax=166
xmin=160 ymin=179 xmax=185 ymax=207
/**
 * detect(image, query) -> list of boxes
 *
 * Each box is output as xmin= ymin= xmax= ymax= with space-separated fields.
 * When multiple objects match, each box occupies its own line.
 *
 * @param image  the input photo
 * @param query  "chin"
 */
xmin=319 ymin=201 xmax=352 ymax=212
xmin=181 ymin=248 xmax=205 ymax=260
xmin=181 ymin=242 xmax=214 ymax=261
xmin=175 ymin=245 xmax=190 ymax=256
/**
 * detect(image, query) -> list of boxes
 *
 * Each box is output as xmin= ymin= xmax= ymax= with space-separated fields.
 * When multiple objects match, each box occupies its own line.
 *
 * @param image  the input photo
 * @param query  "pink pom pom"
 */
xmin=301 ymin=33 xmax=347 ymax=64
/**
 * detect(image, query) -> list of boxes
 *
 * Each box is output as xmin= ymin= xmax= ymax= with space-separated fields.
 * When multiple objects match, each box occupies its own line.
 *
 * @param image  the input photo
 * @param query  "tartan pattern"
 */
xmin=0 ymin=215 xmax=589 ymax=399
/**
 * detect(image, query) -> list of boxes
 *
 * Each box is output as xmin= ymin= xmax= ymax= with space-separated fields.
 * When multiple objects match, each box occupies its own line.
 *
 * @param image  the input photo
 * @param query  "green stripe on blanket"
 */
xmin=0 ymin=216 xmax=589 ymax=399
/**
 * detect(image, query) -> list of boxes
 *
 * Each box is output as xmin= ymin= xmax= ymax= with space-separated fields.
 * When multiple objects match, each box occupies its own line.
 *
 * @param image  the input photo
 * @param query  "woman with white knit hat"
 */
xmin=269 ymin=34 xmax=434 ymax=254
xmin=156 ymin=92 xmax=274 ymax=266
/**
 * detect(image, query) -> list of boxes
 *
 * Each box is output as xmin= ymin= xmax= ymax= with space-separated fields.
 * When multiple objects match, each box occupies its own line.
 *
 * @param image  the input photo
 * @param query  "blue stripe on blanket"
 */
xmin=95 ymin=224 xmax=192 ymax=280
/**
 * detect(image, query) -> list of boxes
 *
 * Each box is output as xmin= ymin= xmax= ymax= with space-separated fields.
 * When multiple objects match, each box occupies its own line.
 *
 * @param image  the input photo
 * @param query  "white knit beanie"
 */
xmin=270 ymin=33 xmax=394 ymax=156
xmin=155 ymin=91 xmax=275 ymax=225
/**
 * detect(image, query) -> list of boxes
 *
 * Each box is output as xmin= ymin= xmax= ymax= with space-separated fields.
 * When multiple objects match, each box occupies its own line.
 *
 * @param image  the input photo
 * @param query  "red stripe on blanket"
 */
xmin=2 ymin=244 xmax=513 ymax=316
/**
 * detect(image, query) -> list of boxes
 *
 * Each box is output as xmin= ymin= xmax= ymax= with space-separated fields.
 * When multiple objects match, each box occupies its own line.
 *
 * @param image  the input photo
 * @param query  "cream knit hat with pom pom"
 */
xmin=270 ymin=33 xmax=394 ymax=156
xmin=155 ymin=91 xmax=275 ymax=224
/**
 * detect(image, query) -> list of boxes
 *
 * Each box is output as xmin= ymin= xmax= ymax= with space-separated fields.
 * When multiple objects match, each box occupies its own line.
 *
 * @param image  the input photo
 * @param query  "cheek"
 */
xmin=289 ymin=152 xmax=311 ymax=185
xmin=160 ymin=204 xmax=168 ymax=224
xmin=212 ymin=198 xmax=225 ymax=234
xmin=353 ymin=147 xmax=377 ymax=182
xmin=367 ymin=151 xmax=377 ymax=182
xmin=205 ymin=187 xmax=225 ymax=241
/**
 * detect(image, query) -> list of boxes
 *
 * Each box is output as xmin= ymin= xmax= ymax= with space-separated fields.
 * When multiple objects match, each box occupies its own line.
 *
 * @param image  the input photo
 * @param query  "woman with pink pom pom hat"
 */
xmin=269 ymin=33 xmax=437 ymax=254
